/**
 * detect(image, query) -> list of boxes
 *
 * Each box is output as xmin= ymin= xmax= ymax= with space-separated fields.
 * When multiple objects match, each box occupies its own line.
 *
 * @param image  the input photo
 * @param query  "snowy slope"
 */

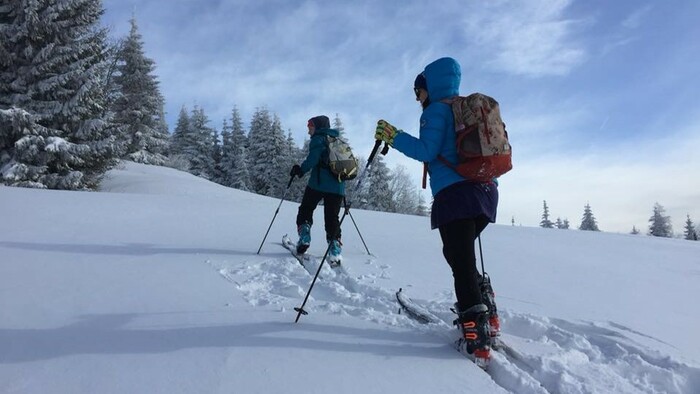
xmin=1 ymin=161 xmax=698 ymax=394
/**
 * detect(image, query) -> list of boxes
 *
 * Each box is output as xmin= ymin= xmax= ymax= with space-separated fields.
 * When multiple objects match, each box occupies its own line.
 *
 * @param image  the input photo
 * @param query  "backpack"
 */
xmin=324 ymin=135 xmax=359 ymax=181
xmin=438 ymin=93 xmax=512 ymax=183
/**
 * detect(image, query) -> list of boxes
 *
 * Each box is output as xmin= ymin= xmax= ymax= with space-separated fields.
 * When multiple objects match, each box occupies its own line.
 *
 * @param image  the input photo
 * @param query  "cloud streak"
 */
xmin=462 ymin=0 xmax=587 ymax=77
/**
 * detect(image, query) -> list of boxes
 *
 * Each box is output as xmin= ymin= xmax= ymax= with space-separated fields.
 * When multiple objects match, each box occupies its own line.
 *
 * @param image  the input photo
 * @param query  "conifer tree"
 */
xmin=167 ymin=106 xmax=191 ymax=171
xmin=184 ymin=106 xmax=216 ymax=179
xmin=228 ymin=107 xmax=250 ymax=191
xmin=333 ymin=113 xmax=346 ymax=138
xmin=217 ymin=119 xmax=232 ymax=185
xmin=540 ymin=200 xmax=554 ymax=228
xmin=247 ymin=107 xmax=287 ymax=196
xmin=415 ymin=191 xmax=429 ymax=216
xmin=554 ymin=217 xmax=570 ymax=229
xmin=579 ymin=203 xmax=600 ymax=231
xmin=648 ymin=202 xmax=672 ymax=237
xmin=683 ymin=215 xmax=697 ymax=241
xmin=267 ymin=115 xmax=295 ymax=198
xmin=111 ymin=17 xmax=168 ymax=165
xmin=631 ymin=225 xmax=640 ymax=235
xmin=1 ymin=0 xmax=119 ymax=189
xmin=364 ymin=154 xmax=394 ymax=212
xmin=284 ymin=130 xmax=306 ymax=202
xmin=390 ymin=164 xmax=419 ymax=214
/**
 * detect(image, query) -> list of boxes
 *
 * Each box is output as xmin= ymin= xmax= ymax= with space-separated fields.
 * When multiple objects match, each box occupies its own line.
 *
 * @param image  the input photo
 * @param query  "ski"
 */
xmin=396 ymin=288 xmax=442 ymax=324
xmin=395 ymin=288 xmax=498 ymax=371
xmin=281 ymin=234 xmax=349 ymax=275
xmin=281 ymin=234 xmax=316 ymax=274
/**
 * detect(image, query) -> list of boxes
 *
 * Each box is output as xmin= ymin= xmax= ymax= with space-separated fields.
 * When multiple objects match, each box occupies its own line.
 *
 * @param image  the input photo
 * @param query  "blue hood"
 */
xmin=423 ymin=57 xmax=461 ymax=101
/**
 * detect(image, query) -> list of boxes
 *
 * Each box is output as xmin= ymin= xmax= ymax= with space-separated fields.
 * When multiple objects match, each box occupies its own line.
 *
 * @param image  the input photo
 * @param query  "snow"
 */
xmin=1 ymin=161 xmax=698 ymax=394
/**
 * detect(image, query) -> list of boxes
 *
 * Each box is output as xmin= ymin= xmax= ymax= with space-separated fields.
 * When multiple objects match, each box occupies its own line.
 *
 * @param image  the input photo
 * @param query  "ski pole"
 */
xmin=294 ymin=140 xmax=384 ymax=322
xmin=348 ymin=207 xmax=371 ymax=255
xmin=256 ymin=175 xmax=295 ymax=254
xmin=294 ymin=204 xmax=350 ymax=322
xmin=477 ymin=235 xmax=485 ymax=275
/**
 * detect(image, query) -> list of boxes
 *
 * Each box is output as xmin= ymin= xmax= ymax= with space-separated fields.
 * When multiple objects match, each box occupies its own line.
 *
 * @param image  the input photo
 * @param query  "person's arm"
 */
xmin=300 ymin=135 xmax=325 ymax=174
xmin=392 ymin=107 xmax=448 ymax=162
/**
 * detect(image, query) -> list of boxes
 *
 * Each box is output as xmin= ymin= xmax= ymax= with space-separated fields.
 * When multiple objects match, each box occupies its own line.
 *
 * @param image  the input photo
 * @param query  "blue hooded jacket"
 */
xmin=300 ymin=127 xmax=345 ymax=196
xmin=392 ymin=57 xmax=498 ymax=228
xmin=392 ymin=57 xmax=465 ymax=196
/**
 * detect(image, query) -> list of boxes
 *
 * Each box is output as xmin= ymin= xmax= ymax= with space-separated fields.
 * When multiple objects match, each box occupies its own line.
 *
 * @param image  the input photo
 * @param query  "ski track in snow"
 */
xmin=218 ymin=255 xmax=700 ymax=394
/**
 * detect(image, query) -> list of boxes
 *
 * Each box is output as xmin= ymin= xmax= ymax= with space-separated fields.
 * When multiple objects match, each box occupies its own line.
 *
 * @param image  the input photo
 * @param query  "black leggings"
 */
xmin=296 ymin=186 xmax=344 ymax=241
xmin=438 ymin=216 xmax=489 ymax=311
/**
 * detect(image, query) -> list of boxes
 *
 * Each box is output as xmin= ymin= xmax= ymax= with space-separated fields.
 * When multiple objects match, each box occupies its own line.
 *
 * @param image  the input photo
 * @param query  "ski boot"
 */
xmin=454 ymin=303 xmax=491 ymax=369
xmin=479 ymin=273 xmax=501 ymax=348
xmin=296 ymin=223 xmax=311 ymax=254
xmin=327 ymin=239 xmax=342 ymax=268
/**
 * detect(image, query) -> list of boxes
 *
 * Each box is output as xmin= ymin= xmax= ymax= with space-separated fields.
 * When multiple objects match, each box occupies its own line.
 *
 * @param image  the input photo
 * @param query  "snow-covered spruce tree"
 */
xmin=0 ymin=108 xmax=84 ymax=188
xmin=683 ymin=214 xmax=697 ymax=241
xmin=228 ymin=107 xmax=250 ymax=191
xmin=184 ymin=106 xmax=216 ymax=180
xmin=540 ymin=200 xmax=554 ymax=228
xmin=284 ymin=130 xmax=306 ymax=202
xmin=247 ymin=107 xmax=287 ymax=196
xmin=631 ymin=225 xmax=640 ymax=235
xmin=267 ymin=115 xmax=297 ymax=199
xmin=364 ymin=154 xmax=395 ymax=213
xmin=0 ymin=0 xmax=119 ymax=189
xmin=561 ymin=218 xmax=570 ymax=229
xmin=211 ymin=126 xmax=223 ymax=184
xmin=389 ymin=164 xmax=419 ymax=215
xmin=333 ymin=113 xmax=346 ymax=138
xmin=648 ymin=202 xmax=672 ymax=237
xmin=111 ymin=17 xmax=168 ymax=165
xmin=415 ymin=190 xmax=429 ymax=216
xmin=579 ymin=203 xmax=600 ymax=231
xmin=217 ymin=119 xmax=232 ymax=185
xmin=555 ymin=217 xmax=570 ymax=229
xmin=167 ymin=106 xmax=191 ymax=171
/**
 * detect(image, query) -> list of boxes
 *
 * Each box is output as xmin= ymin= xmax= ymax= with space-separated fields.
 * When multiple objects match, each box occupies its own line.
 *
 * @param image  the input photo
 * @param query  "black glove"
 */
xmin=290 ymin=164 xmax=303 ymax=178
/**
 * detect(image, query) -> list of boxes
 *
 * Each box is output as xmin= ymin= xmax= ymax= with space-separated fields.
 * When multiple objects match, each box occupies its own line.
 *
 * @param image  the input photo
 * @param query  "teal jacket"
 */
xmin=300 ymin=127 xmax=345 ymax=196
xmin=392 ymin=57 xmax=465 ymax=197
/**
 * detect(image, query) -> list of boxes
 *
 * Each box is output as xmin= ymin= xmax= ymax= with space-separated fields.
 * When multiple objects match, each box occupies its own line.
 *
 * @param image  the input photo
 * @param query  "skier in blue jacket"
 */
xmin=374 ymin=57 xmax=499 ymax=362
xmin=290 ymin=115 xmax=344 ymax=264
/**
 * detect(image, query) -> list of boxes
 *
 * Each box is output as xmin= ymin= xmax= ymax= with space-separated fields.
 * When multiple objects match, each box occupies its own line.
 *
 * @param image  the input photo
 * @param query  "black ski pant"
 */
xmin=296 ymin=186 xmax=344 ymax=242
xmin=438 ymin=216 xmax=490 ymax=312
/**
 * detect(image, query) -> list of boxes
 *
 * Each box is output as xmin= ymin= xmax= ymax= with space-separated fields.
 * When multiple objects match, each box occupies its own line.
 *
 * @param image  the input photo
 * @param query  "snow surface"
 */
xmin=1 ymin=161 xmax=698 ymax=394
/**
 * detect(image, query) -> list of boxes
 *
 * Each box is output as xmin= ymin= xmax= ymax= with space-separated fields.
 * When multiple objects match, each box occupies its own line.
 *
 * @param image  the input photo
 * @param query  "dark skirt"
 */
xmin=431 ymin=181 xmax=498 ymax=229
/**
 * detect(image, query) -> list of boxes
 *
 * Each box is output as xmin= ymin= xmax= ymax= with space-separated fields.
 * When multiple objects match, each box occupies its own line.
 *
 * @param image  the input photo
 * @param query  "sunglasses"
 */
xmin=414 ymin=87 xmax=421 ymax=99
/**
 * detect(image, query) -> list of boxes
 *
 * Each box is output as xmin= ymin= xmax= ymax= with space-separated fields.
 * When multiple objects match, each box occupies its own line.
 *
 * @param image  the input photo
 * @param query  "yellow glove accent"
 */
xmin=375 ymin=119 xmax=401 ymax=146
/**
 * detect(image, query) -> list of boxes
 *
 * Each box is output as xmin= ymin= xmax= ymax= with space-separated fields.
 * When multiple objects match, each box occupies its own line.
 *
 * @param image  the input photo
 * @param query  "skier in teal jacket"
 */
xmin=290 ymin=115 xmax=345 ymax=264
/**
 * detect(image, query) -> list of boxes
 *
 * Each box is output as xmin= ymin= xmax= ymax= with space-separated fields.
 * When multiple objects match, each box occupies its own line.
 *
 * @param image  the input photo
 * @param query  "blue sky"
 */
xmin=101 ymin=0 xmax=700 ymax=234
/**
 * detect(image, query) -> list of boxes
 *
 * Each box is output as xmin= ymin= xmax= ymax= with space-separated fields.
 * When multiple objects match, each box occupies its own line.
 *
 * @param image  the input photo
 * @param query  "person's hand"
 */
xmin=290 ymin=164 xmax=303 ymax=178
xmin=375 ymin=120 xmax=401 ymax=146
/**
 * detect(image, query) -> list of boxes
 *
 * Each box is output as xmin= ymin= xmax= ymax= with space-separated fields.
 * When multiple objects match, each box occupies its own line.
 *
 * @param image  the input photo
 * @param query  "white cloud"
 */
xmin=622 ymin=5 xmax=653 ymax=29
xmin=463 ymin=0 xmax=587 ymax=77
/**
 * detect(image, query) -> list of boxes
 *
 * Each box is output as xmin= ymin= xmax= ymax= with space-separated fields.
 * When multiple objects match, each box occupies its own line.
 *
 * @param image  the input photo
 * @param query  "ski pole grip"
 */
xmin=368 ymin=140 xmax=382 ymax=164
xmin=381 ymin=142 xmax=390 ymax=155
